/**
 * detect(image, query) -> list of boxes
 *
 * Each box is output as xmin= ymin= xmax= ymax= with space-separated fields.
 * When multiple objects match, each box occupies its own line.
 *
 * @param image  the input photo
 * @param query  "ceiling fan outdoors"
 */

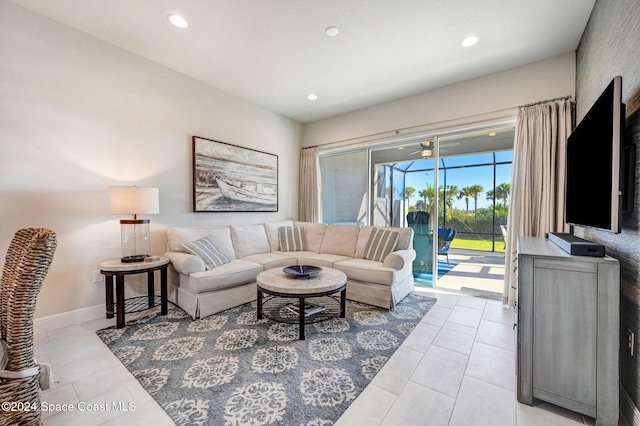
xmin=408 ymin=140 xmax=461 ymax=159
xmin=409 ymin=141 xmax=434 ymax=159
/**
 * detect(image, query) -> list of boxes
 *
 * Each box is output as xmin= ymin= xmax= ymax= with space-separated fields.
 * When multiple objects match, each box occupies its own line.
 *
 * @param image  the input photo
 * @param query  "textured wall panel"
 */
xmin=575 ymin=0 xmax=640 ymax=411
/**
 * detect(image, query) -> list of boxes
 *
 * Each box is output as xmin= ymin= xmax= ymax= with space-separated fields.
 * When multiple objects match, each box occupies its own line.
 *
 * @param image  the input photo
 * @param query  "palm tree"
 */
xmin=438 ymin=185 xmax=457 ymax=223
xmin=457 ymin=186 xmax=474 ymax=216
xmin=469 ymin=184 xmax=484 ymax=212
xmin=496 ymin=183 xmax=510 ymax=206
xmin=418 ymin=186 xmax=435 ymax=211
xmin=404 ymin=186 xmax=416 ymax=202
xmin=441 ymin=185 xmax=458 ymax=211
xmin=486 ymin=189 xmax=495 ymax=203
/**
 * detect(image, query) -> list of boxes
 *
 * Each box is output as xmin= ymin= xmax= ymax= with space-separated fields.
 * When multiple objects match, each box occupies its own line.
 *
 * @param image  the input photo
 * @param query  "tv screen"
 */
xmin=565 ymin=76 xmax=624 ymax=233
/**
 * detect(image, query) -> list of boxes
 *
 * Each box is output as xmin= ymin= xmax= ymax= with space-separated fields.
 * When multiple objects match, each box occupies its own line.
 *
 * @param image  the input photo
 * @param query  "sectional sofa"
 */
xmin=164 ymin=220 xmax=416 ymax=319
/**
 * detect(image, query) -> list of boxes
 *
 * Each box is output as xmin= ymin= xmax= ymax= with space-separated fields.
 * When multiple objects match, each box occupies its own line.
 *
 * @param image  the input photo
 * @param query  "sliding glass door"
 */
xmin=371 ymin=137 xmax=439 ymax=283
xmin=318 ymin=123 xmax=514 ymax=295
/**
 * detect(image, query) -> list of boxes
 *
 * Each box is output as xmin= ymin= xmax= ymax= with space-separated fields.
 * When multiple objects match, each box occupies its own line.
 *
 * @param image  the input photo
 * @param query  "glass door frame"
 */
xmin=369 ymin=134 xmax=441 ymax=284
xmin=320 ymin=120 xmax=515 ymax=288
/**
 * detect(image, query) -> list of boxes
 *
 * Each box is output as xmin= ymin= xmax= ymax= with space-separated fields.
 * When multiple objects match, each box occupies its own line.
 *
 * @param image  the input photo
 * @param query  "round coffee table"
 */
xmin=256 ymin=267 xmax=347 ymax=340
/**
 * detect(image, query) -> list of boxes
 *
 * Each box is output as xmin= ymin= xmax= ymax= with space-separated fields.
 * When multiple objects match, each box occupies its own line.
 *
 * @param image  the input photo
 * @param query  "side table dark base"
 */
xmin=101 ymin=262 xmax=168 ymax=328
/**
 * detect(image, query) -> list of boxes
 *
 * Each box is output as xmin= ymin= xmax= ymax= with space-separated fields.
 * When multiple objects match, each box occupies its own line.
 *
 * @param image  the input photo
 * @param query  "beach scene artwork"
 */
xmin=193 ymin=136 xmax=278 ymax=212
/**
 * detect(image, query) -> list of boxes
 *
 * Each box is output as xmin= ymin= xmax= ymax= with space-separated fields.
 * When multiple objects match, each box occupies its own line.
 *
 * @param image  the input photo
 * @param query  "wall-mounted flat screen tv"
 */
xmin=565 ymin=76 xmax=625 ymax=234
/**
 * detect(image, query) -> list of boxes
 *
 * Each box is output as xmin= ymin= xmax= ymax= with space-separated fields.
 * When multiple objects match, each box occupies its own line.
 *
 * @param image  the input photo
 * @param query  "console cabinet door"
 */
xmin=532 ymin=264 xmax=597 ymax=408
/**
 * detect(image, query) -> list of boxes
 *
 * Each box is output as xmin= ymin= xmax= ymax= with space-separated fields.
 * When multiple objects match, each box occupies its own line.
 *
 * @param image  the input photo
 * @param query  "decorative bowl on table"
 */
xmin=283 ymin=265 xmax=322 ymax=278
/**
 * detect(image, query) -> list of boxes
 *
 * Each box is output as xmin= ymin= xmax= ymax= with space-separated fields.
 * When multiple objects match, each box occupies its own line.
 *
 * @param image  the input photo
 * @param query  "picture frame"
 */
xmin=192 ymin=136 xmax=278 ymax=212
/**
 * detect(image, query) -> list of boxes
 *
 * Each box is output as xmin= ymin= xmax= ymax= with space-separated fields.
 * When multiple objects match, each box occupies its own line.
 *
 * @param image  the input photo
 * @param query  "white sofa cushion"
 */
xmin=167 ymin=226 xmax=236 ymax=260
xmin=263 ymin=220 xmax=294 ymax=251
xmin=241 ymin=252 xmax=299 ymax=270
xmin=231 ymin=224 xmax=270 ymax=258
xmin=333 ymin=258 xmax=399 ymax=286
xmin=187 ymin=259 xmax=263 ymax=293
xmin=320 ymin=225 xmax=359 ymax=257
xmin=294 ymin=221 xmax=327 ymax=253
xmin=286 ymin=252 xmax=352 ymax=268
xmin=390 ymin=226 xmax=413 ymax=250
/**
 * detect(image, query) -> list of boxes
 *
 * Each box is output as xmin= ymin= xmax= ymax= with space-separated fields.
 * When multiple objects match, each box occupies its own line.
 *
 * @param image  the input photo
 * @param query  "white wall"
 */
xmin=0 ymin=3 xmax=302 ymax=319
xmin=302 ymin=52 xmax=576 ymax=147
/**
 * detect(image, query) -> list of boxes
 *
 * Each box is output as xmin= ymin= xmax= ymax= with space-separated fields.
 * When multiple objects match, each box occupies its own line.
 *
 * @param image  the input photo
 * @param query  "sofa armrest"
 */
xmin=383 ymin=249 xmax=416 ymax=270
xmin=164 ymin=251 xmax=206 ymax=275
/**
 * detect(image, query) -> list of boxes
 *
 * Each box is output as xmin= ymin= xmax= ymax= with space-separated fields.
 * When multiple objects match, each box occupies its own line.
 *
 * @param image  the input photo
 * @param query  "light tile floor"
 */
xmin=35 ymin=288 xmax=617 ymax=425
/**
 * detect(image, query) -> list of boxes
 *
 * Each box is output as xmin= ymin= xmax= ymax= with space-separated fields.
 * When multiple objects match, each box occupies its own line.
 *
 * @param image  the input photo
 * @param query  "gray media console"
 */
xmin=516 ymin=236 xmax=619 ymax=425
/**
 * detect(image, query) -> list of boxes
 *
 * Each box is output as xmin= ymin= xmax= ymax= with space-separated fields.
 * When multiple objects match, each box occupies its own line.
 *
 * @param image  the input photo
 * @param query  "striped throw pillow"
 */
xmin=278 ymin=226 xmax=307 ymax=252
xmin=363 ymin=228 xmax=399 ymax=262
xmin=181 ymin=236 xmax=230 ymax=270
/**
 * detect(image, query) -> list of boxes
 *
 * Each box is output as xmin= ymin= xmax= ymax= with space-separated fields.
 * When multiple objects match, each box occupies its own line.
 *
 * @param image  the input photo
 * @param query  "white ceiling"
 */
xmin=10 ymin=0 xmax=595 ymax=123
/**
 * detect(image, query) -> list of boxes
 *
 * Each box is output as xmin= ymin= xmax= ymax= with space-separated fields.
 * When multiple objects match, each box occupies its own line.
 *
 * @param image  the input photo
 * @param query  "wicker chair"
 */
xmin=0 ymin=228 xmax=57 ymax=426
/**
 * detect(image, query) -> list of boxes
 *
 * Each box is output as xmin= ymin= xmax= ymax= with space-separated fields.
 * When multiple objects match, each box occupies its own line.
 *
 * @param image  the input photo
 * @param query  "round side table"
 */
xmin=99 ymin=257 xmax=169 ymax=328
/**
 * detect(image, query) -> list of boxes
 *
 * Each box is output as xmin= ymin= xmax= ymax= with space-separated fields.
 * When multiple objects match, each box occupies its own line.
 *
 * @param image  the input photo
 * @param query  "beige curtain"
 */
xmin=503 ymin=100 xmax=573 ymax=306
xmin=298 ymin=147 xmax=321 ymax=223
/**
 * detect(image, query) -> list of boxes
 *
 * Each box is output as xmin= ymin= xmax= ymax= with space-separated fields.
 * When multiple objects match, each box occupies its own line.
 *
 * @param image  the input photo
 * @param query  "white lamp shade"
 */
xmin=109 ymin=186 xmax=159 ymax=215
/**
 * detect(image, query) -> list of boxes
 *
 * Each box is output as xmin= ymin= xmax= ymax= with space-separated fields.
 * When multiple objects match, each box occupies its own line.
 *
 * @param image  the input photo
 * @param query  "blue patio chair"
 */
xmin=407 ymin=211 xmax=430 ymax=236
xmin=437 ymin=227 xmax=457 ymax=264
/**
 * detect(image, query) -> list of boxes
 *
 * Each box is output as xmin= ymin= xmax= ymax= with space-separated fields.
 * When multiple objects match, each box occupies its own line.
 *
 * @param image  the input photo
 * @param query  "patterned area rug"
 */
xmin=97 ymin=293 xmax=436 ymax=426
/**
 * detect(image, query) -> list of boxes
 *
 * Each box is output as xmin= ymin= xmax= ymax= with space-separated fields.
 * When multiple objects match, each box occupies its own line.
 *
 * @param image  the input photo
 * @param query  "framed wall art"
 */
xmin=192 ymin=136 xmax=278 ymax=212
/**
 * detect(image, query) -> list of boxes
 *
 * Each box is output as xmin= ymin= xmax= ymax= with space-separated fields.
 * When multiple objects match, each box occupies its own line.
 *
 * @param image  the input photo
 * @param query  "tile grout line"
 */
xmin=443 ymin=297 xmax=482 ymax=425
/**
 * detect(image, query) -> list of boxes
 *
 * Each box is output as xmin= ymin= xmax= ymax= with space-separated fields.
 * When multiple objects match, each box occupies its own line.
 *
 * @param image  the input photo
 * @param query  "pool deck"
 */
xmin=418 ymin=248 xmax=506 ymax=300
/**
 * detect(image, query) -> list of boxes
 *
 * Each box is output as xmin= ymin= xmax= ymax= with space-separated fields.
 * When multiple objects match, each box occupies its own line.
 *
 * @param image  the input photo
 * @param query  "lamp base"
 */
xmin=119 ymin=219 xmax=151 ymax=263
xmin=121 ymin=255 xmax=149 ymax=263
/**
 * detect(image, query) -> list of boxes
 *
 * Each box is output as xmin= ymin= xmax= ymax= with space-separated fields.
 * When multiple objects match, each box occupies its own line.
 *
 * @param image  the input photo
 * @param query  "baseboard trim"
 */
xmin=621 ymin=385 xmax=640 ymax=426
xmin=34 ymin=304 xmax=104 ymax=334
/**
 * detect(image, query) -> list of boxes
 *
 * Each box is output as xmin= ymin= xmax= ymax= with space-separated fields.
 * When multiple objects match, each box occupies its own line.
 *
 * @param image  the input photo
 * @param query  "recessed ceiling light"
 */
xmin=461 ymin=35 xmax=479 ymax=47
xmin=307 ymin=93 xmax=318 ymax=101
xmin=488 ymin=131 xmax=497 ymax=137
xmin=325 ymin=26 xmax=339 ymax=37
xmin=168 ymin=13 xmax=189 ymax=28
xmin=398 ymin=147 xmax=404 ymax=150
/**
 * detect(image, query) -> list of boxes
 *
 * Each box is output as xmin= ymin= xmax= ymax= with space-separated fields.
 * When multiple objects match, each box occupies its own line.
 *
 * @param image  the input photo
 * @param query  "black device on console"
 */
xmin=547 ymin=232 xmax=605 ymax=257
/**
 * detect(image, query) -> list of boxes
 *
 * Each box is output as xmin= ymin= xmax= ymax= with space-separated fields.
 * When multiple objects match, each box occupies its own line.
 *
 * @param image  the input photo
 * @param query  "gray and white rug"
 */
xmin=97 ymin=293 xmax=436 ymax=426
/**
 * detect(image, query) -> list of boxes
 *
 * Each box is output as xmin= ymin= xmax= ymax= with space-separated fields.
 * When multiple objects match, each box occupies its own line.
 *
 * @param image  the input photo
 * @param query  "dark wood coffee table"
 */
xmin=256 ymin=267 xmax=347 ymax=340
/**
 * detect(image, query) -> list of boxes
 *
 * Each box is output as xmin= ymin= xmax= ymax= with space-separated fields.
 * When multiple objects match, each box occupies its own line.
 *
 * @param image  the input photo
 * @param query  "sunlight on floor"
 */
xmin=422 ymin=249 xmax=505 ymax=299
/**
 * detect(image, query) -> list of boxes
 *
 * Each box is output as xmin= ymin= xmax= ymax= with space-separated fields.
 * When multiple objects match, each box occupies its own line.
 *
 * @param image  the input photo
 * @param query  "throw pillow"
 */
xmin=278 ymin=226 xmax=307 ymax=252
xmin=181 ymin=235 xmax=230 ymax=270
xmin=363 ymin=228 xmax=399 ymax=262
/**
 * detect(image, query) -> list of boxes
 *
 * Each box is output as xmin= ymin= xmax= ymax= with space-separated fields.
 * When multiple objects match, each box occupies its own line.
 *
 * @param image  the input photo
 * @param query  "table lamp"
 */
xmin=109 ymin=186 xmax=159 ymax=262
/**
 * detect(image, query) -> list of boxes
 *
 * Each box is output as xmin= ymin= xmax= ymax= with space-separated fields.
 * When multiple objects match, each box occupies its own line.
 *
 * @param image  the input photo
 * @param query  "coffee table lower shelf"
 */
xmin=257 ymin=285 xmax=346 ymax=340
xmin=110 ymin=295 xmax=163 ymax=315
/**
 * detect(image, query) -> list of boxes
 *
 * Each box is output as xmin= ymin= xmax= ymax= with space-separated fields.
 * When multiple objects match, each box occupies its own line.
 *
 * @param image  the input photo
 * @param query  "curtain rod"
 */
xmin=302 ymin=111 xmax=516 ymax=150
xmin=302 ymin=95 xmax=574 ymax=150
xmin=518 ymin=95 xmax=573 ymax=109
